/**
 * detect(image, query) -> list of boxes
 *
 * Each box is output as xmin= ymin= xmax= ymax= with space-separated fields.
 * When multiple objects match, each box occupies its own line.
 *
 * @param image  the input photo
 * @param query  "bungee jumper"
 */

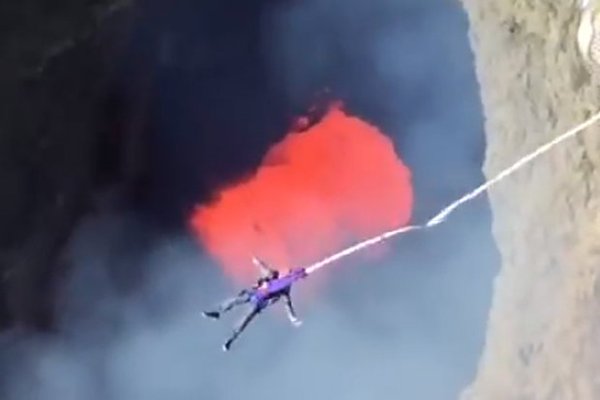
xmin=203 ymin=256 xmax=306 ymax=351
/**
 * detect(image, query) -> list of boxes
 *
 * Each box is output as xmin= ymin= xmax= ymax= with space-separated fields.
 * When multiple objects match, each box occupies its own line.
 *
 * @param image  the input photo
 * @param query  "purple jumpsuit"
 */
xmin=222 ymin=268 xmax=307 ymax=350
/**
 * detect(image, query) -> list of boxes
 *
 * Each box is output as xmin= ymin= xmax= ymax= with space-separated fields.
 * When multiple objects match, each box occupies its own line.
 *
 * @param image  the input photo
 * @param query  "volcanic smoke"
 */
xmin=190 ymin=104 xmax=413 ymax=281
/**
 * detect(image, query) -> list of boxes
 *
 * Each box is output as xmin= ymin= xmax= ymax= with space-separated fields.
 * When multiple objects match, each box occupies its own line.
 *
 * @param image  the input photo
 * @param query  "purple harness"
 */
xmin=250 ymin=268 xmax=307 ymax=307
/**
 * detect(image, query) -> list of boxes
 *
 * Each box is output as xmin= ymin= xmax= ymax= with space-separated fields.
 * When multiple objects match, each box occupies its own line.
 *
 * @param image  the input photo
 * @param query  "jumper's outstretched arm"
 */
xmin=252 ymin=256 xmax=277 ymax=279
xmin=283 ymin=292 xmax=302 ymax=327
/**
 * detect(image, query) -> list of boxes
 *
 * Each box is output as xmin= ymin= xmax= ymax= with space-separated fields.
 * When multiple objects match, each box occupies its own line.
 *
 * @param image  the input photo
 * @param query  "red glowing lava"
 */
xmin=190 ymin=103 xmax=413 ymax=281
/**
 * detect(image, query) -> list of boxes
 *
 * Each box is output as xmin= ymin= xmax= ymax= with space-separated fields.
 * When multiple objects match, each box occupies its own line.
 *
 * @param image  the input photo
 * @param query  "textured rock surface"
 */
xmin=0 ymin=1 xmax=133 ymax=330
xmin=460 ymin=1 xmax=600 ymax=399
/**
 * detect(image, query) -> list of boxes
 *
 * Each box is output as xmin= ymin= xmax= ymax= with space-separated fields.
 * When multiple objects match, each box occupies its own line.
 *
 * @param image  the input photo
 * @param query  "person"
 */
xmin=203 ymin=256 xmax=306 ymax=351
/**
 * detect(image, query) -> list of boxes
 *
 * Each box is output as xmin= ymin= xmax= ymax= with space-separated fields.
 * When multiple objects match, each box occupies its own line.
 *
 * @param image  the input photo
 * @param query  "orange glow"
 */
xmin=190 ymin=103 xmax=413 ymax=281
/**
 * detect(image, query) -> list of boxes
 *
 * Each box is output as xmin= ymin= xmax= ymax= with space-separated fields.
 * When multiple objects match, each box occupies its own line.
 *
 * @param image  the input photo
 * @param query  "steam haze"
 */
xmin=0 ymin=1 xmax=498 ymax=400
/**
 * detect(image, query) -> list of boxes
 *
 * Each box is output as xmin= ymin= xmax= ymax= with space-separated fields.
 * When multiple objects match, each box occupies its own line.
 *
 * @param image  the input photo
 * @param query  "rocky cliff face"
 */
xmin=460 ymin=1 xmax=600 ymax=399
xmin=0 ymin=1 xmax=134 ymax=331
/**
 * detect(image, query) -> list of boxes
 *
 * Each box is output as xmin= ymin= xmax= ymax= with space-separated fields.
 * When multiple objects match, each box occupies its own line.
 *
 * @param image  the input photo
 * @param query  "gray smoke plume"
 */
xmin=1 ymin=209 xmax=496 ymax=400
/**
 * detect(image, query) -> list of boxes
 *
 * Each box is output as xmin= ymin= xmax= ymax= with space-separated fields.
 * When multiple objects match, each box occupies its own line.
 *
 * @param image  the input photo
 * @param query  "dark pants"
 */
xmin=223 ymin=306 xmax=262 ymax=349
xmin=216 ymin=289 xmax=252 ymax=314
xmin=224 ymin=292 xmax=288 ymax=349
xmin=208 ymin=289 xmax=262 ymax=349
xmin=212 ymin=291 xmax=282 ymax=349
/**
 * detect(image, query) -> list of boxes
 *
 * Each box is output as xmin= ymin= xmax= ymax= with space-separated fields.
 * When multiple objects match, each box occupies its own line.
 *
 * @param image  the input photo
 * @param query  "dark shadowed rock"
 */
xmin=0 ymin=1 xmax=135 ymax=331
